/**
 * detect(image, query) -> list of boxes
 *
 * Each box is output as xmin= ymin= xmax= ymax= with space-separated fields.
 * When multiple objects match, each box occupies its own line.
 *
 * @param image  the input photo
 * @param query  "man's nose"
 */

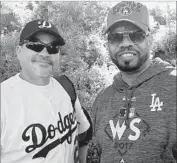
xmin=38 ymin=47 xmax=50 ymax=56
xmin=119 ymin=35 xmax=134 ymax=48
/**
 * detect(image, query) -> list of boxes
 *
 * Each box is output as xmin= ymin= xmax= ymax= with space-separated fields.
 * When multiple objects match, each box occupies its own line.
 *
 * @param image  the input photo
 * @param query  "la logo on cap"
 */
xmin=38 ymin=20 xmax=52 ymax=29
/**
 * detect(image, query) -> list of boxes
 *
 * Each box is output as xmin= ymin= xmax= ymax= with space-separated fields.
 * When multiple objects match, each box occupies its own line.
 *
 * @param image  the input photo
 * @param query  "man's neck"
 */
xmin=121 ymin=60 xmax=151 ymax=86
xmin=19 ymin=72 xmax=50 ymax=86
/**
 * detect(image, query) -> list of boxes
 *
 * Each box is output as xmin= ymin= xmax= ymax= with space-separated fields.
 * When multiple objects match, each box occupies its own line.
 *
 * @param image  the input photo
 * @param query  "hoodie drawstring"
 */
xmin=124 ymin=87 xmax=136 ymax=128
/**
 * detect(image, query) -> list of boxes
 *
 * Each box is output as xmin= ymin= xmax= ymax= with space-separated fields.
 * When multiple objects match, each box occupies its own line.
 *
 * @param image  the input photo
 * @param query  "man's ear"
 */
xmin=16 ymin=45 xmax=21 ymax=57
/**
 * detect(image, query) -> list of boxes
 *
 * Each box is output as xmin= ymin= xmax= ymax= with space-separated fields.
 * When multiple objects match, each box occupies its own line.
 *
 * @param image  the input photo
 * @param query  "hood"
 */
xmin=113 ymin=57 xmax=172 ymax=92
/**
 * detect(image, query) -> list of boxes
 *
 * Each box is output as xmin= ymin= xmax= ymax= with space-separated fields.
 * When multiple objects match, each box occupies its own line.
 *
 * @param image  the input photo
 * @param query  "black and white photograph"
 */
xmin=1 ymin=1 xmax=176 ymax=163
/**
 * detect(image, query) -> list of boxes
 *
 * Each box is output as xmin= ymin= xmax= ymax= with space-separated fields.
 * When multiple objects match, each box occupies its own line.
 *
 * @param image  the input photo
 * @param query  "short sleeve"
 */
xmin=74 ymin=97 xmax=90 ymax=134
xmin=1 ymin=95 xmax=8 ymax=153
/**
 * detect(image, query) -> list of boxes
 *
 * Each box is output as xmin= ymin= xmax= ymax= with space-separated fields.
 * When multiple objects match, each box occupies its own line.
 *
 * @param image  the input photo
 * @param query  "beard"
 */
xmin=111 ymin=52 xmax=149 ymax=72
xmin=32 ymin=64 xmax=53 ymax=77
xmin=31 ymin=55 xmax=53 ymax=77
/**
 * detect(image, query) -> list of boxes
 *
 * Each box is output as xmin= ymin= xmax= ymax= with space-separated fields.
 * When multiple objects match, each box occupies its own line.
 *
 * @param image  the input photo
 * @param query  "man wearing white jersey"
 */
xmin=1 ymin=19 xmax=90 ymax=163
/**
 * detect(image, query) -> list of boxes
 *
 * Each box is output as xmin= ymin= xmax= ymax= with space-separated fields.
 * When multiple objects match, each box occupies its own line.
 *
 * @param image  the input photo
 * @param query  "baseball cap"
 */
xmin=19 ymin=19 xmax=65 ymax=45
xmin=105 ymin=1 xmax=150 ymax=34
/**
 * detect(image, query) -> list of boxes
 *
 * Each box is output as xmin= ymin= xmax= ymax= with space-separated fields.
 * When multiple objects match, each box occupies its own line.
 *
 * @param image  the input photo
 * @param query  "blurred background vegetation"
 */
xmin=0 ymin=1 xmax=176 ymax=162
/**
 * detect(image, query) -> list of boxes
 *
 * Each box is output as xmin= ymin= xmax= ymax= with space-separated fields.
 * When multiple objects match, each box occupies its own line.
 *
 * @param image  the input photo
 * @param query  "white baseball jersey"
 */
xmin=1 ymin=73 xmax=90 ymax=163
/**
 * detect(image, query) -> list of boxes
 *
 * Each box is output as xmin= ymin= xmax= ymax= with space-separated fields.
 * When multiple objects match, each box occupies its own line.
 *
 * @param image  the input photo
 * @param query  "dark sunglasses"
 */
xmin=23 ymin=40 xmax=61 ymax=54
xmin=108 ymin=31 xmax=149 ymax=44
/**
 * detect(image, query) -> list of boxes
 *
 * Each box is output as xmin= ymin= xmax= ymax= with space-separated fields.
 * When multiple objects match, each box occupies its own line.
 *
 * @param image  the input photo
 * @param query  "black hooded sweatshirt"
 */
xmin=92 ymin=58 xmax=176 ymax=163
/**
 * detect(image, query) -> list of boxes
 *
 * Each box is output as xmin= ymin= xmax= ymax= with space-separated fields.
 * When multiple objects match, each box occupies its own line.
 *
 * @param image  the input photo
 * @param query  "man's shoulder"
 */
xmin=163 ymin=66 xmax=176 ymax=80
xmin=1 ymin=74 xmax=19 ymax=89
xmin=168 ymin=67 xmax=176 ymax=77
xmin=1 ymin=74 xmax=21 ymax=102
xmin=156 ymin=66 xmax=176 ymax=90
xmin=95 ymin=84 xmax=114 ymax=101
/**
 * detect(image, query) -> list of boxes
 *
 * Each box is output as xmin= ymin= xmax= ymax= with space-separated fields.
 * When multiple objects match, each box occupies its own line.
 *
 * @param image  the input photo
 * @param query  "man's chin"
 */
xmin=32 ymin=65 xmax=53 ymax=77
xmin=36 ymin=73 xmax=51 ymax=78
xmin=116 ymin=63 xmax=141 ymax=72
xmin=33 ymin=69 xmax=52 ymax=78
xmin=118 ymin=67 xmax=139 ymax=72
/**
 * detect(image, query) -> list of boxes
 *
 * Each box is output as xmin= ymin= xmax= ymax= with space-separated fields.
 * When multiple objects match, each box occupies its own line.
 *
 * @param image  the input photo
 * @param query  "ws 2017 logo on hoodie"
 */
xmin=104 ymin=96 xmax=151 ymax=157
xmin=104 ymin=93 xmax=164 ymax=158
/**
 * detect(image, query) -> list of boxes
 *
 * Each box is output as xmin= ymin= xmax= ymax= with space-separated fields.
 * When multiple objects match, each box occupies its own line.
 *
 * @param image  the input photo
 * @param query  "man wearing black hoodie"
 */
xmin=92 ymin=1 xmax=176 ymax=163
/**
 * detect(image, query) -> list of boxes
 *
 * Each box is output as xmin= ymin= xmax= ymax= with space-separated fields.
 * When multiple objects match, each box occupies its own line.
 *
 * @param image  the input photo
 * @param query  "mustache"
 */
xmin=31 ymin=56 xmax=53 ymax=65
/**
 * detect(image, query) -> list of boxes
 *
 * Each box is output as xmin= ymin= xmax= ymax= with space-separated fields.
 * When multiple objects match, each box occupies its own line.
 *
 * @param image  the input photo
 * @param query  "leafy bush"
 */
xmin=152 ymin=30 xmax=176 ymax=66
xmin=0 ymin=31 xmax=20 ymax=82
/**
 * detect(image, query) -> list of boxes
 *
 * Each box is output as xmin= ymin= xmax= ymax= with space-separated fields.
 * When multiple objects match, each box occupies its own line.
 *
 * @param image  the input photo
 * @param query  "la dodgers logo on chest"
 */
xmin=150 ymin=93 xmax=163 ymax=111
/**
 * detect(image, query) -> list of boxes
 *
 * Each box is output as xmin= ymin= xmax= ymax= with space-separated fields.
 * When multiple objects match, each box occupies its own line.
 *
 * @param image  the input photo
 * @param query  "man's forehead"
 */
xmin=35 ymin=32 xmax=57 ymax=39
xmin=109 ymin=21 xmax=142 ymax=33
xmin=31 ymin=32 xmax=58 ymax=43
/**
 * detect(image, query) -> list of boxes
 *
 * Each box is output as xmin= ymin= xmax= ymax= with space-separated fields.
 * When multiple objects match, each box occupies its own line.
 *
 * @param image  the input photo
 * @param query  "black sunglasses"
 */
xmin=23 ymin=40 xmax=61 ymax=55
xmin=108 ymin=31 xmax=149 ymax=44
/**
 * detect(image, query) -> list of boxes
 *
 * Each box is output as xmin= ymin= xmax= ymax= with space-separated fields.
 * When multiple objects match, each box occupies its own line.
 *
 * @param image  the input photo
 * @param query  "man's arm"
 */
xmin=74 ymin=97 xmax=90 ymax=163
xmin=74 ymin=97 xmax=90 ymax=134
xmin=168 ymin=69 xmax=177 ymax=161
xmin=91 ymin=94 xmax=103 ymax=163
xmin=172 ymin=142 xmax=177 ymax=161
xmin=79 ymin=145 xmax=89 ymax=163
xmin=0 ymin=93 xmax=8 ymax=157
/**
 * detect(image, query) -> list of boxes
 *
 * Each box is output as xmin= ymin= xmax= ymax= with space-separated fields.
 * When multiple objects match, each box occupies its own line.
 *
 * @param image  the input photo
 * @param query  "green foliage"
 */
xmin=152 ymin=30 xmax=176 ymax=66
xmin=165 ymin=4 xmax=176 ymax=27
xmin=149 ymin=7 xmax=166 ymax=25
xmin=149 ymin=4 xmax=176 ymax=27
xmin=26 ymin=2 xmax=34 ymax=11
xmin=0 ymin=3 xmax=21 ymax=34
xmin=0 ymin=31 xmax=21 ymax=82
xmin=87 ymin=141 xmax=100 ymax=163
